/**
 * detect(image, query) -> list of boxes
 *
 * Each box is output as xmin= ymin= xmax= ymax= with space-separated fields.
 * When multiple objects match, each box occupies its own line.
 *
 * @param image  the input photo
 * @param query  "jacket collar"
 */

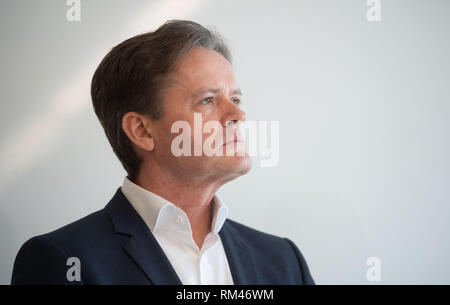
xmin=105 ymin=187 xmax=258 ymax=285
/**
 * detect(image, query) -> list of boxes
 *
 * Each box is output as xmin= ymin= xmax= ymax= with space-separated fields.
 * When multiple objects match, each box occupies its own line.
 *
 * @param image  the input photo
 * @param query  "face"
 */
xmin=150 ymin=47 xmax=252 ymax=184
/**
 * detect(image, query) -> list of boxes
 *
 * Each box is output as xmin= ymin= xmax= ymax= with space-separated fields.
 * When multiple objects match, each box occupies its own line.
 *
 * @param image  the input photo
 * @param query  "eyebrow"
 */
xmin=190 ymin=88 xmax=242 ymax=99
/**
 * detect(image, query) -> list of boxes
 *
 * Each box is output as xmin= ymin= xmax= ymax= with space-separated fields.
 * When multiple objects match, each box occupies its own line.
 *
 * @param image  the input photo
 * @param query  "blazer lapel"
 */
xmin=219 ymin=221 xmax=259 ymax=285
xmin=105 ymin=188 xmax=182 ymax=285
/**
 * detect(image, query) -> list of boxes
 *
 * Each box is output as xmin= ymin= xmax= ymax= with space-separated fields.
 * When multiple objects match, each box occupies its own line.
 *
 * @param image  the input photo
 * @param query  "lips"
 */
xmin=223 ymin=135 xmax=244 ymax=146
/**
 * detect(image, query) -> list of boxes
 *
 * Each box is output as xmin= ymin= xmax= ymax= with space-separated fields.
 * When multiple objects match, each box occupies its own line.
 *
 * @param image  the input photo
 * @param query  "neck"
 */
xmin=134 ymin=161 xmax=224 ymax=249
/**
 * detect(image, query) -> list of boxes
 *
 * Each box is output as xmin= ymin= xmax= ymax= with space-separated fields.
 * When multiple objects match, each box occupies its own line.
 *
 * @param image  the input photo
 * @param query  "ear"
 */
xmin=121 ymin=112 xmax=155 ymax=152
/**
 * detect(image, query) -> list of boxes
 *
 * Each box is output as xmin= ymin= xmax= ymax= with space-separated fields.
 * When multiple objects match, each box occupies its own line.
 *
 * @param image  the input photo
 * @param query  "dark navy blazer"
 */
xmin=11 ymin=188 xmax=315 ymax=285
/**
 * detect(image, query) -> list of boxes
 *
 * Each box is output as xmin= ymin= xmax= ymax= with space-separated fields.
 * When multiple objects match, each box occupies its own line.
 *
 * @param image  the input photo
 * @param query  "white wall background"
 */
xmin=1 ymin=0 xmax=449 ymax=284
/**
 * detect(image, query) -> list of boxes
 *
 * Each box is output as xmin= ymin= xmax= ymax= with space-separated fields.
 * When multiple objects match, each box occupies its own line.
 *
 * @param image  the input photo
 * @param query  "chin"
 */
xmin=220 ymin=154 xmax=252 ymax=176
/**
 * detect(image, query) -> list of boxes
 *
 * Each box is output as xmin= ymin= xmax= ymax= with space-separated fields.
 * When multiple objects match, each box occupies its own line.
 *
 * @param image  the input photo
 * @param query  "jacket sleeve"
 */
xmin=284 ymin=238 xmax=315 ymax=285
xmin=11 ymin=235 xmax=84 ymax=285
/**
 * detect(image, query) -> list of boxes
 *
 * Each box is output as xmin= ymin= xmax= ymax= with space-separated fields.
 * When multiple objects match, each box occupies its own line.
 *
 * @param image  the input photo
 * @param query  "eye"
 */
xmin=200 ymin=97 xmax=213 ymax=105
xmin=232 ymin=98 xmax=241 ymax=105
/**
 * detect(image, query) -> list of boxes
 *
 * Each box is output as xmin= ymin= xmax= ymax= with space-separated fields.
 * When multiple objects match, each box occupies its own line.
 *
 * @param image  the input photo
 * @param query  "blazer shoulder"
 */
xmin=224 ymin=218 xmax=299 ymax=260
xmin=11 ymin=234 xmax=84 ymax=284
xmin=11 ymin=208 xmax=114 ymax=284
xmin=16 ymin=208 xmax=113 ymax=262
xmin=42 ymin=208 xmax=112 ymax=245
xmin=224 ymin=218 xmax=289 ymax=247
xmin=224 ymin=218 xmax=315 ymax=285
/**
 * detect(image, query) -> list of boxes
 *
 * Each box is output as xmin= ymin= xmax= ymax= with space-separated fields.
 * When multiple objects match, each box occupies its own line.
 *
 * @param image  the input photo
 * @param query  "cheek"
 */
xmin=152 ymin=118 xmax=177 ymax=151
xmin=157 ymin=109 xmax=226 ymax=154
xmin=159 ymin=116 xmax=196 ymax=155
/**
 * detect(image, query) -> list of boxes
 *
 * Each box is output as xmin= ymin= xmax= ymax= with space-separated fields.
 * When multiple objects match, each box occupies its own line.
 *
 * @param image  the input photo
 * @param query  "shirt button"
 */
xmin=175 ymin=215 xmax=183 ymax=224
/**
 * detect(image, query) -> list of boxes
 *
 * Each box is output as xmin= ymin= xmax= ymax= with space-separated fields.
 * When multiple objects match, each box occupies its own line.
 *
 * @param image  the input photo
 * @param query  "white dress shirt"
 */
xmin=121 ymin=177 xmax=234 ymax=285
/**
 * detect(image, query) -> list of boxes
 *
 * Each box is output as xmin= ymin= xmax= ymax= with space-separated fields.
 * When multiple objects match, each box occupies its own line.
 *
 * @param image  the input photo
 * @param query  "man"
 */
xmin=11 ymin=20 xmax=314 ymax=285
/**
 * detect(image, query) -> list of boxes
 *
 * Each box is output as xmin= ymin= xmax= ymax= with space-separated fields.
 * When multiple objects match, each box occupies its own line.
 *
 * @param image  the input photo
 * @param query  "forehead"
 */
xmin=169 ymin=47 xmax=237 ymax=90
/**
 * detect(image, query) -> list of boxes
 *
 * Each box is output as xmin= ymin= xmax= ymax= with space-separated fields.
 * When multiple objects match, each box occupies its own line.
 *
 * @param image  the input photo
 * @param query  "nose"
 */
xmin=221 ymin=100 xmax=246 ymax=128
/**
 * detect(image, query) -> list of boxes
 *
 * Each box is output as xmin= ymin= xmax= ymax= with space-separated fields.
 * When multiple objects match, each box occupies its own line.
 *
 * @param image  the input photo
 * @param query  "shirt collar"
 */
xmin=121 ymin=176 xmax=228 ymax=234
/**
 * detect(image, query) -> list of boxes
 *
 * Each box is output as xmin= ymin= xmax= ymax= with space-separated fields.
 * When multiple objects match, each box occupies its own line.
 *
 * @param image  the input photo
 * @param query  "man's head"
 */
xmin=91 ymin=20 xmax=251 ymax=185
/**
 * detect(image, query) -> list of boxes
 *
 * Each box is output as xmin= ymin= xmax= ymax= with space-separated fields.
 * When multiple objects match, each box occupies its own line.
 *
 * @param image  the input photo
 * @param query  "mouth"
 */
xmin=223 ymin=139 xmax=244 ymax=146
